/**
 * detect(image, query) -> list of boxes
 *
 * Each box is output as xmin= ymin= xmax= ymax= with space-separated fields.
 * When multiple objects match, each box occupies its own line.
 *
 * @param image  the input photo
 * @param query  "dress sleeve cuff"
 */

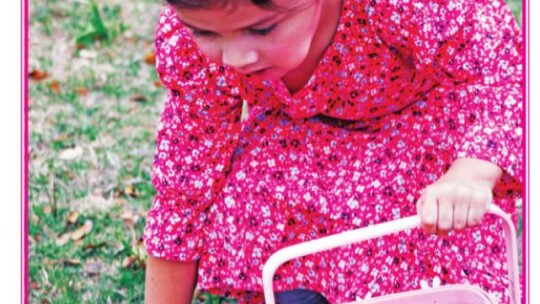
xmin=143 ymin=190 xmax=209 ymax=261
xmin=454 ymin=83 xmax=523 ymax=186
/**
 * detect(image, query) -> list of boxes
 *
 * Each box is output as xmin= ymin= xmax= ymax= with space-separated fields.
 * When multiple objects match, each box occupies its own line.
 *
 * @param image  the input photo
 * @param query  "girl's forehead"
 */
xmin=175 ymin=0 xmax=314 ymax=30
xmin=173 ymin=0 xmax=312 ymax=11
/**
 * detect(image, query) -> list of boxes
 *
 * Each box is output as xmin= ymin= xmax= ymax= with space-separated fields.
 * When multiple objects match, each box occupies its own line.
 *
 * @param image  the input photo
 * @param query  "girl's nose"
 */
xmin=222 ymin=45 xmax=259 ymax=72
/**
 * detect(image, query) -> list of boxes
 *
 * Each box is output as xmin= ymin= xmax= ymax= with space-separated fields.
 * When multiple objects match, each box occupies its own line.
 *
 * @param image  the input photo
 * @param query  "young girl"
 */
xmin=143 ymin=0 xmax=523 ymax=303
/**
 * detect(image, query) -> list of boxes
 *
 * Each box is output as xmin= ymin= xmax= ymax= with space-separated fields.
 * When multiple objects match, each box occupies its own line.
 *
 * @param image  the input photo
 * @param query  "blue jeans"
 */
xmin=196 ymin=289 xmax=329 ymax=303
xmin=275 ymin=289 xmax=330 ymax=304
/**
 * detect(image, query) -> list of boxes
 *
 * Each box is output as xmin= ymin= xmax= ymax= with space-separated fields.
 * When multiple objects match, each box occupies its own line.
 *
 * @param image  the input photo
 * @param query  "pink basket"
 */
xmin=262 ymin=204 xmax=520 ymax=304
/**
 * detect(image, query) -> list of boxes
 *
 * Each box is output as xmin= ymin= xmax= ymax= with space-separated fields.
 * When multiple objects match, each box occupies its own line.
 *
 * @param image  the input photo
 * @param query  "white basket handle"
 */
xmin=262 ymin=204 xmax=520 ymax=304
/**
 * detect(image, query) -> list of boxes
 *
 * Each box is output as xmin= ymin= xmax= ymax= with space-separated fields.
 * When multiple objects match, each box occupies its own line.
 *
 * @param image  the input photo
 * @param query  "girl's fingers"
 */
xmin=418 ymin=185 xmax=492 ymax=234
xmin=453 ymin=202 xmax=468 ymax=231
xmin=419 ymin=182 xmax=493 ymax=234
xmin=467 ymin=193 xmax=491 ymax=227
xmin=467 ymin=206 xmax=482 ymax=227
xmin=418 ymin=190 xmax=438 ymax=235
xmin=467 ymin=200 xmax=482 ymax=228
xmin=436 ymin=197 xmax=453 ymax=235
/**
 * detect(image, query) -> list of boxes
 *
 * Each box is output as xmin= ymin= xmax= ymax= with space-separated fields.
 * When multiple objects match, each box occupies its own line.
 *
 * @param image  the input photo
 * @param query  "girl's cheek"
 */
xmin=196 ymin=41 xmax=223 ymax=64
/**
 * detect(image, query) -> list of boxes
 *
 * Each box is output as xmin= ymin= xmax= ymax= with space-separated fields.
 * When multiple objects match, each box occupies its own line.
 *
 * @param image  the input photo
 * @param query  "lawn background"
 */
xmin=28 ymin=1 xmax=523 ymax=303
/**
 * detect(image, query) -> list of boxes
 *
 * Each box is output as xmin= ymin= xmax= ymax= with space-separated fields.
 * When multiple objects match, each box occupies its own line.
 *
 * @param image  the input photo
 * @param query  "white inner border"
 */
xmin=0 ymin=0 xmax=23 ymax=302
xmin=527 ymin=0 xmax=537 ymax=303
xmin=0 ymin=0 xmax=534 ymax=303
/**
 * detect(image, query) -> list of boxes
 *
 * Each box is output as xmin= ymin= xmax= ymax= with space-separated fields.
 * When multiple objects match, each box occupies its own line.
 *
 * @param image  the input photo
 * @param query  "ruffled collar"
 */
xmin=255 ymin=0 xmax=351 ymax=119
xmin=243 ymin=0 xmax=440 ymax=121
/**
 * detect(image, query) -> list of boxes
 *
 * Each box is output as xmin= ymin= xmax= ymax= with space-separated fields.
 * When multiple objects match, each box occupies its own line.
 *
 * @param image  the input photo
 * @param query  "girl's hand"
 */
xmin=416 ymin=158 xmax=503 ymax=235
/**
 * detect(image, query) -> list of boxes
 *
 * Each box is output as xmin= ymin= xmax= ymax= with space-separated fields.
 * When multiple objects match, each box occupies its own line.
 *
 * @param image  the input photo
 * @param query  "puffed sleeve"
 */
xmin=143 ymin=7 xmax=244 ymax=261
xmin=372 ymin=0 xmax=523 ymax=186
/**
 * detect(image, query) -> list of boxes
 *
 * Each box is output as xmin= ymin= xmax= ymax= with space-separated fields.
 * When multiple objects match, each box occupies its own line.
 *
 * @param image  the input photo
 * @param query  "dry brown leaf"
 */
xmin=129 ymin=94 xmax=148 ymax=103
xmin=49 ymin=81 xmax=60 ymax=94
xmin=121 ymin=211 xmax=139 ymax=226
xmin=139 ymin=209 xmax=148 ymax=218
xmin=83 ymin=259 xmax=102 ymax=275
xmin=55 ymin=233 xmax=71 ymax=246
xmin=75 ymin=87 xmax=89 ymax=96
xmin=52 ymin=134 xmax=70 ymax=143
xmin=63 ymin=259 xmax=81 ymax=266
xmin=112 ymin=189 xmax=122 ymax=198
xmin=144 ymin=51 xmax=156 ymax=65
xmin=124 ymin=185 xmax=139 ymax=198
xmin=43 ymin=258 xmax=55 ymax=267
xmin=112 ymin=243 xmax=125 ymax=255
xmin=133 ymin=238 xmax=146 ymax=259
xmin=64 ymin=171 xmax=75 ymax=180
xmin=154 ymin=80 xmax=163 ymax=87
xmin=70 ymin=220 xmax=93 ymax=241
xmin=196 ymin=294 xmax=209 ymax=302
xmin=83 ymin=242 xmax=107 ymax=250
xmin=30 ymin=281 xmax=39 ymax=290
xmin=122 ymin=256 xmax=137 ymax=268
xmin=56 ymin=220 xmax=93 ymax=246
xmin=29 ymin=69 xmax=49 ymax=81
xmin=67 ymin=211 xmax=79 ymax=224
xmin=43 ymin=205 xmax=52 ymax=214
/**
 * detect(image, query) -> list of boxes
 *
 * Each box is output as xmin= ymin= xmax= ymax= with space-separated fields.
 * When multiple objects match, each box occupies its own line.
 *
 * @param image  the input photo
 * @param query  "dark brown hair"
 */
xmin=165 ymin=0 xmax=277 ymax=10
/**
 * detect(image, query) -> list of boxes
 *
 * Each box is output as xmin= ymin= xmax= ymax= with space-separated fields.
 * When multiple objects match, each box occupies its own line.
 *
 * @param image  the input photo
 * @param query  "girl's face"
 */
xmin=174 ymin=0 xmax=323 ymax=80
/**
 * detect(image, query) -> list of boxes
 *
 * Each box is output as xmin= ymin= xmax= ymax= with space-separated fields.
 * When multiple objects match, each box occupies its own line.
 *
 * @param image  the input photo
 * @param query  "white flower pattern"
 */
xmin=143 ymin=0 xmax=523 ymax=303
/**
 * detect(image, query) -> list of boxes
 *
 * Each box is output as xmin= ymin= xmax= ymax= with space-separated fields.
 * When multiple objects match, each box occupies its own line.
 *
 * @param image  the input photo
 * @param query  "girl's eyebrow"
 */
xmin=181 ymin=13 xmax=283 ymax=32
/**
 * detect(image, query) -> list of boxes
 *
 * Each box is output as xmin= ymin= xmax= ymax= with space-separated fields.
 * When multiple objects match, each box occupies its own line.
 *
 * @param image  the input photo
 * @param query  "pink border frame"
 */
xmin=521 ymin=0 xmax=528 ymax=303
xmin=522 ymin=0 xmax=528 ymax=303
xmin=22 ymin=0 xmax=29 ymax=301
xmin=19 ymin=0 xmax=530 ymax=303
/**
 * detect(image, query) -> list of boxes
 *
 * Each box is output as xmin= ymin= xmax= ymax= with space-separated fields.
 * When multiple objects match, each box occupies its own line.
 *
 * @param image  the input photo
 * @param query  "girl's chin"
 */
xmin=247 ymin=68 xmax=284 ymax=80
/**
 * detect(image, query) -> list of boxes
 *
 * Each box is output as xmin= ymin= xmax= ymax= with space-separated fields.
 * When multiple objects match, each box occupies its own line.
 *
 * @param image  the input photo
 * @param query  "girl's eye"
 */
xmin=248 ymin=24 xmax=278 ymax=36
xmin=189 ymin=24 xmax=278 ymax=37
xmin=191 ymin=29 xmax=215 ymax=37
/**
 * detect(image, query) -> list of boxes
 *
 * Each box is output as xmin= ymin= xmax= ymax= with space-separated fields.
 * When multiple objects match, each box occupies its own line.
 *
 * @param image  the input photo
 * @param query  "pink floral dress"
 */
xmin=143 ymin=0 xmax=523 ymax=303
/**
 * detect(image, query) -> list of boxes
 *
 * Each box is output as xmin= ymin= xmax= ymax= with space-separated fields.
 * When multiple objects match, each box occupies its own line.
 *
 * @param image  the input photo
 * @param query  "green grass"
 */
xmin=506 ymin=0 xmax=523 ymax=24
xmin=29 ymin=0 xmax=161 ymax=302
xmin=28 ymin=0 xmax=524 ymax=303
